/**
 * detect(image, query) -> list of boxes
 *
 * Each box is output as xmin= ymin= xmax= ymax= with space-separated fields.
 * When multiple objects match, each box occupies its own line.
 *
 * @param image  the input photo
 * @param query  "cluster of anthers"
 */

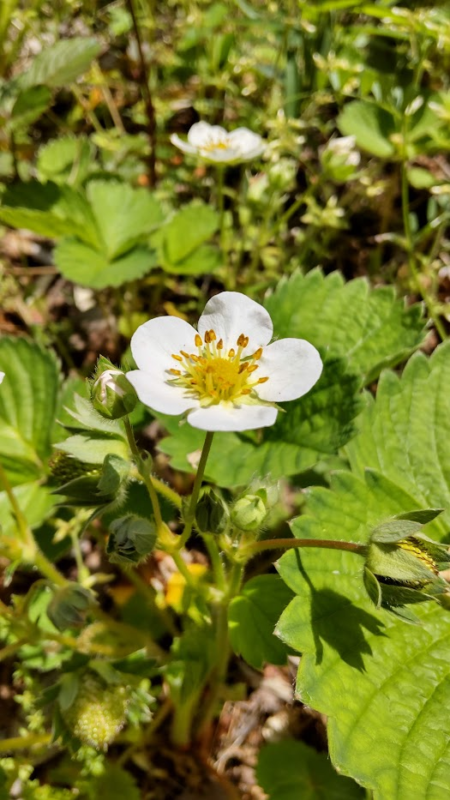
xmin=168 ymin=329 xmax=268 ymax=406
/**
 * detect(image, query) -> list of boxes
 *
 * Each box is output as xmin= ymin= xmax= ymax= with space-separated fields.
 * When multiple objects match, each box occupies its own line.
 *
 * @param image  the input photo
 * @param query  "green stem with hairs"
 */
xmin=123 ymin=417 xmax=165 ymax=535
xmin=176 ymin=431 xmax=214 ymax=550
xmin=244 ymin=537 xmax=367 ymax=558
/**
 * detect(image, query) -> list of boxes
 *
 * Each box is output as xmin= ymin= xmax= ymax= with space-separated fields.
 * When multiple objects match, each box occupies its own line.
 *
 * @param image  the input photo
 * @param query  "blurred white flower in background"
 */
xmin=0 ymin=372 xmax=4 ymax=384
xmin=170 ymin=122 xmax=265 ymax=165
xmin=126 ymin=292 xmax=322 ymax=432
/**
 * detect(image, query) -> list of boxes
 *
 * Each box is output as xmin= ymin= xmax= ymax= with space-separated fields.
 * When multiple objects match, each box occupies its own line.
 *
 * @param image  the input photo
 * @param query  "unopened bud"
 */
xmin=47 ymin=584 xmax=95 ymax=631
xmin=364 ymin=509 xmax=450 ymax=621
xmin=107 ymin=514 xmax=156 ymax=565
xmin=91 ymin=357 xmax=138 ymax=419
xmin=196 ymin=488 xmax=229 ymax=534
xmin=231 ymin=494 xmax=267 ymax=532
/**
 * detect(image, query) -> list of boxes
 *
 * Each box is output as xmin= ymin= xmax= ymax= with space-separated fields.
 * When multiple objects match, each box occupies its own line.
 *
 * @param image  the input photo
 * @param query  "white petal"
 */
xmin=170 ymin=134 xmax=198 ymax=155
xmin=188 ymin=122 xmax=226 ymax=147
xmin=131 ymin=316 xmax=198 ymax=373
xmin=256 ymin=338 xmax=323 ymax=402
xmin=187 ymin=402 xmax=278 ymax=432
xmin=198 ymin=292 xmax=273 ymax=354
xmin=0 ymin=372 xmax=4 ymax=385
xmin=127 ymin=370 xmax=198 ymax=416
xmin=228 ymin=128 xmax=265 ymax=158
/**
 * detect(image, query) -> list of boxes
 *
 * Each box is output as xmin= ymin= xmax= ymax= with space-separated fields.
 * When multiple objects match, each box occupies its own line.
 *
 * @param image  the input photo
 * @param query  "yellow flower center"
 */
xmin=168 ymin=330 xmax=268 ymax=406
xmin=201 ymin=139 xmax=230 ymax=152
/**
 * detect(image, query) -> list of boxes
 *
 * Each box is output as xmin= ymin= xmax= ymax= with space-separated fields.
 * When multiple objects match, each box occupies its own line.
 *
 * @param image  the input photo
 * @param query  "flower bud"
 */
xmin=91 ymin=356 xmax=138 ymax=419
xmin=47 ymin=584 xmax=95 ymax=631
xmin=231 ymin=494 xmax=267 ymax=532
xmin=106 ymin=514 xmax=156 ymax=566
xmin=364 ymin=509 xmax=450 ymax=621
xmin=195 ymin=487 xmax=229 ymax=534
xmin=63 ymin=672 xmax=127 ymax=750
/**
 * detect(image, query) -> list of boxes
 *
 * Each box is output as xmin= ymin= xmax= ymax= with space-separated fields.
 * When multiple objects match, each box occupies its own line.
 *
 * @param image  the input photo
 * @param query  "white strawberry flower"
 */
xmin=170 ymin=121 xmax=265 ymax=165
xmin=126 ymin=292 xmax=322 ymax=433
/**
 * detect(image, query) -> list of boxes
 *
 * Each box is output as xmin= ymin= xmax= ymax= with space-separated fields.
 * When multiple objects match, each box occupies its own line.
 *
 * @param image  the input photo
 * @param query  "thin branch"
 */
xmin=126 ymin=0 xmax=157 ymax=185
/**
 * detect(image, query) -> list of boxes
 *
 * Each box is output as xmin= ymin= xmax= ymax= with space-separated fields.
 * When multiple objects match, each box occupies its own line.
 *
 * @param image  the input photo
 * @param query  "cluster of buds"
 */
xmin=320 ymin=135 xmax=361 ymax=183
xmin=364 ymin=509 xmax=450 ymax=622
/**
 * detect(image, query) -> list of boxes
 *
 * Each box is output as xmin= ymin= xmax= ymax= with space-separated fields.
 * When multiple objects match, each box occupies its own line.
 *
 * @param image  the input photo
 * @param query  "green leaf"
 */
xmin=54 ymin=239 xmax=157 ymax=289
xmin=158 ymin=356 xmax=363 ymax=487
xmin=54 ymin=434 xmax=129 ymax=465
xmin=21 ymin=37 xmax=101 ymax=88
xmin=265 ymin=269 xmax=425 ymax=384
xmin=276 ymin=343 xmax=450 ymax=799
xmin=0 ymin=338 xmax=60 ymax=484
xmin=337 ymin=100 xmax=397 ymax=157
xmin=0 ymin=483 xmax=55 ymax=537
xmin=228 ymin=576 xmax=293 ymax=668
xmin=162 ymin=243 xmax=222 ymax=275
xmin=156 ymin=202 xmax=218 ymax=266
xmin=85 ymin=764 xmax=140 ymax=800
xmin=10 ymin=85 xmax=52 ymax=129
xmin=86 ymin=180 xmax=164 ymax=260
xmin=37 ymin=135 xmax=93 ymax=185
xmin=346 ymin=343 xmax=450 ymax=524
xmin=0 ymin=180 xmax=100 ymax=247
xmin=257 ymin=740 xmax=363 ymax=800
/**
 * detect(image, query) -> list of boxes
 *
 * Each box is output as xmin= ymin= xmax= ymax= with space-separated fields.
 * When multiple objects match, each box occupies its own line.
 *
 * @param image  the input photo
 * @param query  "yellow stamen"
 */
xmin=170 ymin=332 xmax=269 ymax=404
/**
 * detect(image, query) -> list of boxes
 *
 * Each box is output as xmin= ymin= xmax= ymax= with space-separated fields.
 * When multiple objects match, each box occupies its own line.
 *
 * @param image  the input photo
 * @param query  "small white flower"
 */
xmin=326 ymin=136 xmax=361 ymax=167
xmin=0 ymin=372 xmax=4 ymax=385
xmin=126 ymin=293 xmax=322 ymax=433
xmin=170 ymin=122 xmax=265 ymax=165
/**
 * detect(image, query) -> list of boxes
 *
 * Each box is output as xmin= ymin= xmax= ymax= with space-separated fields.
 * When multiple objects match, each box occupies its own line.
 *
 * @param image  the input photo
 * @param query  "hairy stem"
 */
xmin=176 ymin=431 xmax=214 ymax=550
xmin=246 ymin=538 xmax=367 ymax=557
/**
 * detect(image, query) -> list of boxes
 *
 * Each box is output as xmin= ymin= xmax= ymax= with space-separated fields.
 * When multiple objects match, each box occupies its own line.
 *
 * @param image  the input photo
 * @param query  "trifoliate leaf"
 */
xmin=53 ymin=239 xmax=158 ymax=289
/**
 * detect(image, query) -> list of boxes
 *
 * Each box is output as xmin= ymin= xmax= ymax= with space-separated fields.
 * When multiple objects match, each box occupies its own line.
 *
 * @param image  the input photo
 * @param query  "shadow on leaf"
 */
xmin=294 ymin=551 xmax=386 ymax=671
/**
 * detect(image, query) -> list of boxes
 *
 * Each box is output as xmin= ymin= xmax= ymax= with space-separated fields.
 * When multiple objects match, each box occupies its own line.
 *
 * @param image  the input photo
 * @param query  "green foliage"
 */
xmin=0 ymin=180 xmax=163 ymax=288
xmin=265 ymin=269 xmax=425 ymax=383
xmin=10 ymin=85 xmax=52 ymax=130
xmin=337 ymin=100 xmax=397 ymax=157
xmin=158 ymin=356 xmax=363 ymax=487
xmin=21 ymin=37 xmax=101 ymax=88
xmin=54 ymin=394 xmax=128 ymax=465
xmin=0 ymin=181 xmax=100 ymax=245
xmin=154 ymin=202 xmax=221 ymax=274
xmin=228 ymin=576 xmax=293 ymax=668
xmin=276 ymin=342 xmax=450 ymax=799
xmin=85 ymin=764 xmax=140 ymax=800
xmin=37 ymin=136 xmax=93 ymax=185
xmin=257 ymin=740 xmax=363 ymax=800
xmin=0 ymin=338 xmax=60 ymax=485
